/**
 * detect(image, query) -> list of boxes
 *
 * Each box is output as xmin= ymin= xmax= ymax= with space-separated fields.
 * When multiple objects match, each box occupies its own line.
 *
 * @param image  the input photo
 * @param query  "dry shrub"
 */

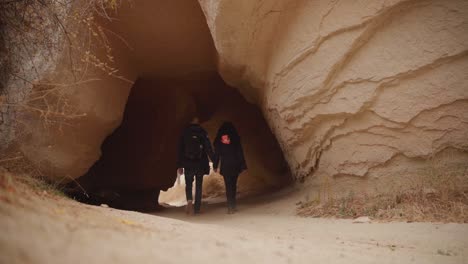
xmin=0 ymin=150 xmax=40 ymax=176
xmin=0 ymin=0 xmax=133 ymax=179
xmin=297 ymin=162 xmax=468 ymax=223
xmin=0 ymin=0 xmax=127 ymax=83
xmin=0 ymin=148 xmax=87 ymax=198
xmin=0 ymin=0 xmax=131 ymax=146
xmin=0 ymin=168 xmax=66 ymax=208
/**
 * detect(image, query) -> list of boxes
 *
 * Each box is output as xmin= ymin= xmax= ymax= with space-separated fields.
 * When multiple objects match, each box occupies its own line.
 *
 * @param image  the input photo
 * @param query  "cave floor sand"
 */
xmin=1 ymin=186 xmax=468 ymax=264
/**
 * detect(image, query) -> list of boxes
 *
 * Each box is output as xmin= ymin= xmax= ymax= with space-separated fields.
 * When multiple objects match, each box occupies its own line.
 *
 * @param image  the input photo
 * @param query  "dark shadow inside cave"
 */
xmin=64 ymin=0 xmax=291 ymax=211
xmin=69 ymin=74 xmax=291 ymax=210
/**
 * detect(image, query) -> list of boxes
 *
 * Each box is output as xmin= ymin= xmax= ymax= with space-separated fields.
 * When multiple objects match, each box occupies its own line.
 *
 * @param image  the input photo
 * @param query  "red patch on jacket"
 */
xmin=221 ymin=135 xmax=231 ymax=145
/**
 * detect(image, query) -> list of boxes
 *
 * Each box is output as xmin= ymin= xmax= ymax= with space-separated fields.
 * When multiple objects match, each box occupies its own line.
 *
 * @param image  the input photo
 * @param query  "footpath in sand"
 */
xmin=1 ymin=184 xmax=468 ymax=264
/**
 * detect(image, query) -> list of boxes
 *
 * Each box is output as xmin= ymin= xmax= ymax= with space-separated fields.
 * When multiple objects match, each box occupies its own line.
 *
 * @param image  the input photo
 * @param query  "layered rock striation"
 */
xmin=199 ymin=0 xmax=468 ymax=187
xmin=2 ymin=0 xmax=467 ymax=197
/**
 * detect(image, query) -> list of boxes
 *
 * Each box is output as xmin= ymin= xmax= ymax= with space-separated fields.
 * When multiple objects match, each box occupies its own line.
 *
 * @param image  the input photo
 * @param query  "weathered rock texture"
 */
xmin=199 ymin=0 xmax=468 ymax=188
xmin=1 ymin=0 xmax=290 ymax=205
xmin=3 ymin=0 xmax=468 ymax=201
xmin=1 ymin=0 xmax=214 ymax=180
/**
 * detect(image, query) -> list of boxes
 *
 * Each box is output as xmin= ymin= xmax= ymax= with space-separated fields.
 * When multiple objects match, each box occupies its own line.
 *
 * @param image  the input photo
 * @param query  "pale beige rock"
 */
xmin=2 ymin=0 xmax=216 ymax=181
xmin=353 ymin=216 xmax=372 ymax=224
xmin=3 ymin=0 xmax=468 ymax=196
xmin=199 ymin=0 xmax=468 ymax=190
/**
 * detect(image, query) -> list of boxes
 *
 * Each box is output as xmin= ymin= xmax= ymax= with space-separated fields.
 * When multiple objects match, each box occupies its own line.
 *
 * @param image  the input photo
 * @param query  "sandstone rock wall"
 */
xmin=199 ymin=0 xmax=468 ymax=188
xmin=4 ymin=0 xmax=468 ymax=196
xmin=1 ymin=0 xmax=215 ymax=181
xmin=0 ymin=1 xmax=136 ymax=180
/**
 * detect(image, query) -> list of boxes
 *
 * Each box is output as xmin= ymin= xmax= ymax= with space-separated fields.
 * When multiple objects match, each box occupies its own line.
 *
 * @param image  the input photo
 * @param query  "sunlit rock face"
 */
xmin=199 ymin=0 xmax=468 ymax=188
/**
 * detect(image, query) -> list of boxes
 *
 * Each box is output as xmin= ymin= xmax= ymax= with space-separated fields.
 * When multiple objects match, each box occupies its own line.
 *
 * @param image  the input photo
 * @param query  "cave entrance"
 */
xmin=71 ymin=0 xmax=292 ymax=210
xmin=157 ymin=75 xmax=293 ymax=207
xmin=77 ymin=74 xmax=292 ymax=210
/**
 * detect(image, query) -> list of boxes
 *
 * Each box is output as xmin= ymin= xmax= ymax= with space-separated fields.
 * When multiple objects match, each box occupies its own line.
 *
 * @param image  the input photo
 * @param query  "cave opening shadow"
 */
xmin=70 ymin=74 xmax=292 ymax=211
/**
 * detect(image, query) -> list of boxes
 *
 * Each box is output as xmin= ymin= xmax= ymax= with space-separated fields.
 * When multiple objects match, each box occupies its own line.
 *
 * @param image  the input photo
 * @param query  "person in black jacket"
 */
xmin=213 ymin=122 xmax=247 ymax=214
xmin=177 ymin=117 xmax=214 ymax=215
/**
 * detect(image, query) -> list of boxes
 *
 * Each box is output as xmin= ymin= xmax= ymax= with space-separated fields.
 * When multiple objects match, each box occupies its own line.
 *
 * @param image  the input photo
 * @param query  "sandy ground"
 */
xmin=1 ymin=186 xmax=468 ymax=264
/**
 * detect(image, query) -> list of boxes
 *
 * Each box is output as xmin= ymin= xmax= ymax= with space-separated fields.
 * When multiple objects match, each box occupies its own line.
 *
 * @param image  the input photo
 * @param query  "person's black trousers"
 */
xmin=223 ymin=173 xmax=239 ymax=209
xmin=185 ymin=169 xmax=204 ymax=213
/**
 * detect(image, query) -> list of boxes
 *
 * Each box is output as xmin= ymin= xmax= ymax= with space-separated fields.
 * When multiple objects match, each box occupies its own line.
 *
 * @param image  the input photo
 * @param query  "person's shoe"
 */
xmin=227 ymin=208 xmax=233 ymax=214
xmin=186 ymin=200 xmax=194 ymax=215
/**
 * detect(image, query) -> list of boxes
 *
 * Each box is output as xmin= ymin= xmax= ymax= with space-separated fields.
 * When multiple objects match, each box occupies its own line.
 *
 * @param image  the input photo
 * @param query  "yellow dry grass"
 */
xmin=297 ymin=162 xmax=468 ymax=223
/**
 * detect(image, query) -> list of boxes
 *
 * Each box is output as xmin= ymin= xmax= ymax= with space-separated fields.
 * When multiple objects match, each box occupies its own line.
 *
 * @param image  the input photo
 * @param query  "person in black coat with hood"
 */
xmin=213 ymin=122 xmax=247 ymax=214
xmin=177 ymin=117 xmax=214 ymax=215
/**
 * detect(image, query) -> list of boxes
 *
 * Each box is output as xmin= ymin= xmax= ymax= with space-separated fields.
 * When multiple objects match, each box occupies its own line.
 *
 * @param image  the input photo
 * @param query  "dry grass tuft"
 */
xmin=0 ymin=166 xmax=66 ymax=208
xmin=297 ymin=163 xmax=468 ymax=223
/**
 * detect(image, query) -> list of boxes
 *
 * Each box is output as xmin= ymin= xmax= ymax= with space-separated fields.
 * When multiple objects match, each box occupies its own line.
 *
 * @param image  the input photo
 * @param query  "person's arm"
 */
xmin=177 ymin=134 xmax=184 ymax=172
xmin=203 ymin=133 xmax=215 ymax=162
xmin=238 ymin=138 xmax=247 ymax=172
xmin=212 ymin=144 xmax=220 ymax=172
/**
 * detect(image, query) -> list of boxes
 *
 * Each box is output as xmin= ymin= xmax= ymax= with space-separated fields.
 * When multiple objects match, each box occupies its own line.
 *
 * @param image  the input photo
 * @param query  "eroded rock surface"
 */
xmin=199 ymin=0 xmax=468 ymax=188
xmin=3 ymin=0 xmax=468 ymax=198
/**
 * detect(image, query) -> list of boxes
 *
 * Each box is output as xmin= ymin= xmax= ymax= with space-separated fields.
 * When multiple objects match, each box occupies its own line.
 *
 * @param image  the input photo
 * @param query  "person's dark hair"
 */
xmin=214 ymin=121 xmax=241 ymax=147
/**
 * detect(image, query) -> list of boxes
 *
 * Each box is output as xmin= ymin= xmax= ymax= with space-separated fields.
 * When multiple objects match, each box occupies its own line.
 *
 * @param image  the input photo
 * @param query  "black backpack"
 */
xmin=183 ymin=132 xmax=204 ymax=160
